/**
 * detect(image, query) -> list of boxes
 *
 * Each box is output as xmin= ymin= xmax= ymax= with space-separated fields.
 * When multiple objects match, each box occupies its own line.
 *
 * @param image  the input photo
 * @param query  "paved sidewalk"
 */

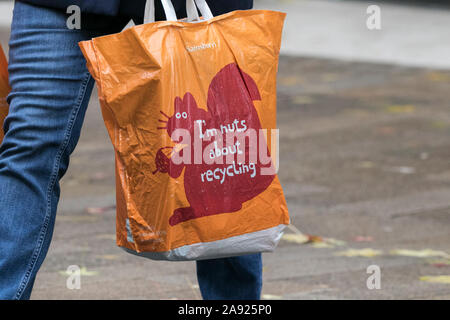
xmin=31 ymin=56 xmax=450 ymax=299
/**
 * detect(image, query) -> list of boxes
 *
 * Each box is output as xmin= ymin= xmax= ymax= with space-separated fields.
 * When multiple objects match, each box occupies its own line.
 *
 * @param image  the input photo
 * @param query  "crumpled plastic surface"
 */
xmin=0 ymin=44 xmax=10 ymax=143
xmin=79 ymin=10 xmax=290 ymax=258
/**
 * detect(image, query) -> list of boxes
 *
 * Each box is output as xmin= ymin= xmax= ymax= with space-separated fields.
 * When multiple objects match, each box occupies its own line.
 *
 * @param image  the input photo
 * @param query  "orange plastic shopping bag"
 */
xmin=79 ymin=0 xmax=290 ymax=260
xmin=0 ymin=44 xmax=9 ymax=143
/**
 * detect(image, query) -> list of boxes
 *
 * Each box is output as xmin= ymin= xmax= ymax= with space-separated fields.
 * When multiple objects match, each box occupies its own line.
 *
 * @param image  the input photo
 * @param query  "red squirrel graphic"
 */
xmin=154 ymin=63 xmax=275 ymax=226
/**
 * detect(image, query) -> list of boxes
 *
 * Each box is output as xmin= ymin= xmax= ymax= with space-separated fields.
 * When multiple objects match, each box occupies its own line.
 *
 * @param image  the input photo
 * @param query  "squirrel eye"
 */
xmin=175 ymin=112 xmax=181 ymax=119
xmin=182 ymin=112 xmax=187 ymax=119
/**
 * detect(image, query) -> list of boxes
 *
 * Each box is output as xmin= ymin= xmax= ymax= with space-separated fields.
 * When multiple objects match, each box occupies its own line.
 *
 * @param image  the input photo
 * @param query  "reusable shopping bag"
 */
xmin=79 ymin=0 xmax=290 ymax=260
xmin=0 ymin=44 xmax=9 ymax=143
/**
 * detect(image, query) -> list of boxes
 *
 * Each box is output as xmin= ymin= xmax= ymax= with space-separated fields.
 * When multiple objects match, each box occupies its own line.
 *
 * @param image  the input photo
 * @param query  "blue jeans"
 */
xmin=0 ymin=1 xmax=262 ymax=300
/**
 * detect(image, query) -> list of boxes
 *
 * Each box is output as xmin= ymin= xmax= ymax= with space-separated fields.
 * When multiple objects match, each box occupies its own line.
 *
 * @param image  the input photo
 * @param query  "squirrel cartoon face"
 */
xmin=154 ymin=63 xmax=275 ymax=226
xmin=162 ymin=94 xmax=207 ymax=141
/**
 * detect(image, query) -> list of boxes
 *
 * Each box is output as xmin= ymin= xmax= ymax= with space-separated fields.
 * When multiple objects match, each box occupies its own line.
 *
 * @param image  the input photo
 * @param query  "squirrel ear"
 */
xmin=183 ymin=92 xmax=198 ymax=109
xmin=174 ymin=96 xmax=183 ymax=110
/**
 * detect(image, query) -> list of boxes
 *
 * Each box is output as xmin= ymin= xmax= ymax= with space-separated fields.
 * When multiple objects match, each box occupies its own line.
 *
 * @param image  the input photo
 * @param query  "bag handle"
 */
xmin=144 ymin=0 xmax=213 ymax=24
xmin=144 ymin=0 xmax=177 ymax=23
xmin=192 ymin=0 xmax=213 ymax=21
xmin=186 ymin=0 xmax=199 ymax=22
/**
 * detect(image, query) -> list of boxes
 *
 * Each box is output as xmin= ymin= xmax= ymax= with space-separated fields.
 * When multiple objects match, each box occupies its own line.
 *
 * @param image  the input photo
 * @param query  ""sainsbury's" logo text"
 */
xmin=186 ymin=42 xmax=217 ymax=52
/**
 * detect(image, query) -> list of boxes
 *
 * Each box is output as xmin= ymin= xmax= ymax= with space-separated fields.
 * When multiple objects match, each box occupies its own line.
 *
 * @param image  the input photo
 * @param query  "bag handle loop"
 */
xmin=144 ymin=0 xmax=177 ymax=23
xmin=144 ymin=0 xmax=213 ymax=24
xmin=186 ymin=0 xmax=199 ymax=22
xmin=192 ymin=0 xmax=213 ymax=21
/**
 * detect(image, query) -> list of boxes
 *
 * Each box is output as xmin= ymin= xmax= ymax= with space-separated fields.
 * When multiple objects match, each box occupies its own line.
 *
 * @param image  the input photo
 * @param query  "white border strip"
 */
xmin=122 ymin=224 xmax=287 ymax=261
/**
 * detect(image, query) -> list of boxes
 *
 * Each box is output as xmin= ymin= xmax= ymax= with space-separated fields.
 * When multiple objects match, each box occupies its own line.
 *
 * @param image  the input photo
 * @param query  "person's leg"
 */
xmin=0 ymin=2 xmax=125 ymax=299
xmin=190 ymin=0 xmax=261 ymax=301
xmin=196 ymin=253 xmax=262 ymax=300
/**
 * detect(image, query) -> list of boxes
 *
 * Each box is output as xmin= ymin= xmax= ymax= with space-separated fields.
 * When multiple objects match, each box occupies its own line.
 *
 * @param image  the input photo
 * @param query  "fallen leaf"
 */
xmin=420 ymin=275 xmax=450 ymax=284
xmin=335 ymin=248 xmax=383 ymax=258
xmin=426 ymin=71 xmax=450 ymax=82
xmin=385 ymin=104 xmax=416 ymax=114
xmin=375 ymin=126 xmax=396 ymax=136
xmin=357 ymin=161 xmax=376 ymax=169
xmin=308 ymin=235 xmax=324 ymax=243
xmin=431 ymin=121 xmax=449 ymax=129
xmin=354 ymin=236 xmax=374 ymax=243
xmin=292 ymin=95 xmax=314 ymax=105
xmin=311 ymin=237 xmax=346 ymax=249
xmin=311 ymin=242 xmax=334 ymax=249
xmin=309 ymin=236 xmax=345 ymax=249
xmin=282 ymin=233 xmax=338 ymax=247
xmin=78 ymin=267 xmax=99 ymax=276
xmin=282 ymin=233 xmax=309 ymax=244
xmin=279 ymin=76 xmax=303 ymax=86
xmin=282 ymin=225 xmax=344 ymax=248
xmin=98 ymin=254 xmax=120 ymax=260
xmin=431 ymin=263 xmax=450 ymax=268
xmin=427 ymin=259 xmax=450 ymax=267
xmin=86 ymin=205 xmax=116 ymax=214
xmin=390 ymin=249 xmax=449 ymax=259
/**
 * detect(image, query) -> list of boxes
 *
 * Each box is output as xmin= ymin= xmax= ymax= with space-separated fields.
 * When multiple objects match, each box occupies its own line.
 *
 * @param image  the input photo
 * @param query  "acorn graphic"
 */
xmin=152 ymin=146 xmax=173 ymax=175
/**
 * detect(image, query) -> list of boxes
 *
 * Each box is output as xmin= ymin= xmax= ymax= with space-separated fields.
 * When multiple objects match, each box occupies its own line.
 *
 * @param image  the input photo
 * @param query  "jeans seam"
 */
xmin=14 ymin=71 xmax=92 ymax=299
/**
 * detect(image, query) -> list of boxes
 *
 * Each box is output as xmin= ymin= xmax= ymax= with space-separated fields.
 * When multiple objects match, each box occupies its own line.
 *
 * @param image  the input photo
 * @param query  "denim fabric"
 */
xmin=196 ymin=253 xmax=262 ymax=300
xmin=16 ymin=0 xmax=122 ymax=16
xmin=0 ymin=1 xmax=262 ymax=300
